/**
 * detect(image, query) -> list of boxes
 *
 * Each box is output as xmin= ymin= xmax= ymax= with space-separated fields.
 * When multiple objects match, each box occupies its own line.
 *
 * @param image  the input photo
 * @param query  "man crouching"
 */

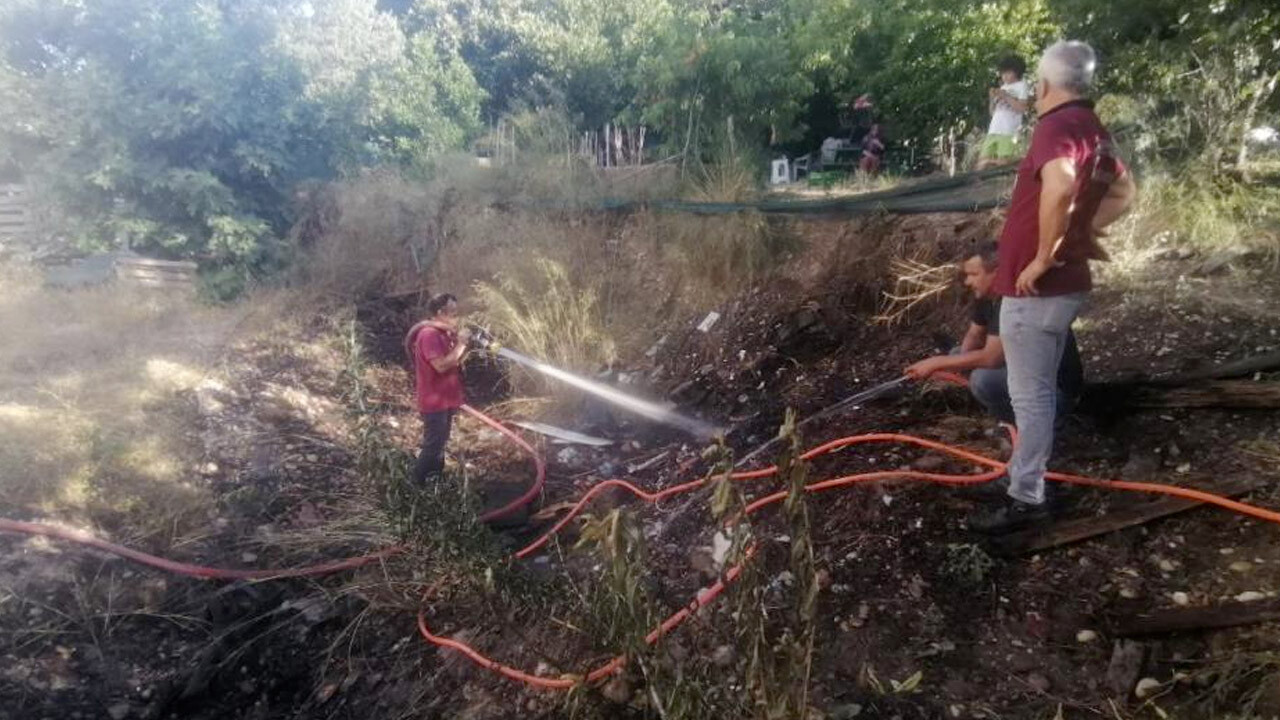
xmin=903 ymin=241 xmax=1083 ymax=429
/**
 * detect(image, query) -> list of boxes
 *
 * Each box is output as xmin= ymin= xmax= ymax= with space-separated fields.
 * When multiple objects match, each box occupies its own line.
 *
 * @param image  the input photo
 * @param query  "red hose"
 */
xmin=419 ymin=415 xmax=1280 ymax=690
xmin=463 ymin=404 xmax=547 ymax=523
xmin=424 ymin=431 xmax=1008 ymax=688
xmin=4 ymin=388 xmax=1280 ymax=693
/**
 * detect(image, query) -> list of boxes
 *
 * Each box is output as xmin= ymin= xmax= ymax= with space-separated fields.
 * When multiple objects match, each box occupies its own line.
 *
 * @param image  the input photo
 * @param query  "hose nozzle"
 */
xmin=467 ymin=324 xmax=499 ymax=354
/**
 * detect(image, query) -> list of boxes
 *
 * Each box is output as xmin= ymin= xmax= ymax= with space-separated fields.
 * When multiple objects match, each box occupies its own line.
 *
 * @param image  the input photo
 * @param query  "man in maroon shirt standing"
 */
xmin=406 ymin=293 xmax=472 ymax=485
xmin=969 ymin=41 xmax=1137 ymax=533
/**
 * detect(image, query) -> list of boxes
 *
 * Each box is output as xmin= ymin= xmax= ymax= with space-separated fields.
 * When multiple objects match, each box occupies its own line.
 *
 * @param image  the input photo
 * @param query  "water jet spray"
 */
xmin=468 ymin=325 xmax=721 ymax=439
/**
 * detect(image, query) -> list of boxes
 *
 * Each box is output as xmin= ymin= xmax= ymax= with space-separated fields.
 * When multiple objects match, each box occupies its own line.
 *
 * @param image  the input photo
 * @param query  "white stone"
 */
xmin=1235 ymin=591 xmax=1266 ymax=603
xmin=710 ymin=531 xmax=732 ymax=567
xmin=1135 ymin=677 xmax=1162 ymax=699
xmin=1171 ymin=592 xmax=1189 ymax=606
xmin=1076 ymin=629 xmax=1098 ymax=643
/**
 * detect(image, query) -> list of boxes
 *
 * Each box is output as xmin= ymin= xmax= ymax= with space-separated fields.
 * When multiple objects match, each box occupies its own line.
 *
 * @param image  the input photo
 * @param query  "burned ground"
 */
xmin=2 ymin=214 xmax=1279 ymax=720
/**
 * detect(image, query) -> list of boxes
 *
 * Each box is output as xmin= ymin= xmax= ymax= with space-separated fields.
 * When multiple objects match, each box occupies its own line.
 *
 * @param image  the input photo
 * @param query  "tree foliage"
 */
xmin=1 ymin=0 xmax=1275 ymax=275
xmin=806 ymin=0 xmax=1059 ymax=152
xmin=1054 ymin=0 xmax=1280 ymax=172
xmin=0 ymin=0 xmax=481 ymax=269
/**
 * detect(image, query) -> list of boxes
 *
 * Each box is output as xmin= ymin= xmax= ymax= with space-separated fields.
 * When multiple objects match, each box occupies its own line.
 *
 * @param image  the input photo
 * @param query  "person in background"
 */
xmin=969 ymin=40 xmax=1137 ymax=534
xmin=977 ymin=55 xmax=1031 ymax=169
xmin=405 ymin=293 xmax=472 ymax=485
xmin=859 ymin=123 xmax=886 ymax=175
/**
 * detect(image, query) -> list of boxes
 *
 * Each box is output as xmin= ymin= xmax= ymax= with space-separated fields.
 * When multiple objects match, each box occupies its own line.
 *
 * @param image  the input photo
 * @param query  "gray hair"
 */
xmin=1038 ymin=40 xmax=1097 ymax=94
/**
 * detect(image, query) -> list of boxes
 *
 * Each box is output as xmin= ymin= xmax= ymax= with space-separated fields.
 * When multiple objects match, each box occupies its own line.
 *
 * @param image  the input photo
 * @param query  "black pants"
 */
xmin=412 ymin=409 xmax=455 ymax=485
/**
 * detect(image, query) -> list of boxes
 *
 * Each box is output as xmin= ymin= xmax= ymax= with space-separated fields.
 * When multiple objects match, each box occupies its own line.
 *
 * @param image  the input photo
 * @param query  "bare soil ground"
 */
xmin=2 ymin=221 xmax=1278 ymax=720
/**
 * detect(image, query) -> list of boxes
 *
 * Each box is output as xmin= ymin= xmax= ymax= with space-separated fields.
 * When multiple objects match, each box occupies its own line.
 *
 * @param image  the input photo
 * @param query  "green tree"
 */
xmin=406 ymin=0 xmax=554 ymax=122
xmin=635 ymin=0 xmax=819 ymax=159
xmin=0 ymin=0 xmax=481 ymax=272
xmin=1054 ymin=0 xmax=1280 ymax=173
xmin=807 ymin=0 xmax=1059 ymax=157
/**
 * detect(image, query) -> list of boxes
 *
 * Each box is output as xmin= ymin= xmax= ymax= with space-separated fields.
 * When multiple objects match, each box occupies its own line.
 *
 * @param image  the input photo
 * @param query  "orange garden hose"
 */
xmin=463 ymin=404 xmax=547 ymax=523
xmin=4 ymin=377 xmax=1280 ymax=693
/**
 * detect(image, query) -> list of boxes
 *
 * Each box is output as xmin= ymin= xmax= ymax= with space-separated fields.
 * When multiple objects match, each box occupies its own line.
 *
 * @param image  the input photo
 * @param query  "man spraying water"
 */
xmin=405 ymin=293 xmax=472 ymax=485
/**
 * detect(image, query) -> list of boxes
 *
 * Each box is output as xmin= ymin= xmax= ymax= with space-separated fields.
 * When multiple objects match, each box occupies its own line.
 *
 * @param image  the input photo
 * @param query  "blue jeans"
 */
xmin=969 ymin=367 xmax=1015 ymax=423
xmin=969 ymin=366 xmax=1076 ymax=426
xmin=1000 ymin=294 xmax=1086 ymax=505
xmin=412 ymin=409 xmax=455 ymax=485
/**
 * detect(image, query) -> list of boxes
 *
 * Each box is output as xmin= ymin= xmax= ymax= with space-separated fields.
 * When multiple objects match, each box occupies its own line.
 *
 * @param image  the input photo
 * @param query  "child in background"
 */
xmin=977 ymin=56 xmax=1031 ymax=169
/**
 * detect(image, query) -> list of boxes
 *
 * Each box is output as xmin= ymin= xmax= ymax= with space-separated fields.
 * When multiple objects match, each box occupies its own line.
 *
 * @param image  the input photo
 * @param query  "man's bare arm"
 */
xmin=905 ymin=336 xmax=1005 ymax=378
xmin=1092 ymin=169 xmax=1137 ymax=231
xmin=1038 ymin=158 xmax=1077 ymax=260
xmin=960 ymin=322 xmax=987 ymax=353
xmin=428 ymin=330 xmax=470 ymax=373
xmin=1013 ymin=158 xmax=1075 ymax=295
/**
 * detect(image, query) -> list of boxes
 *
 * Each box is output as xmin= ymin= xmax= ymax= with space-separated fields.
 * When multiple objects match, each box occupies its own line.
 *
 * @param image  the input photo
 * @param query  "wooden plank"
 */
xmin=117 ymin=267 xmax=196 ymax=280
xmin=1172 ymin=351 xmax=1280 ymax=382
xmin=119 ymin=276 xmax=196 ymax=287
xmin=989 ymin=475 xmax=1265 ymax=556
xmin=120 ymin=272 xmax=195 ymax=284
xmin=1082 ymin=379 xmax=1280 ymax=413
xmin=123 ymin=275 xmax=195 ymax=286
xmin=1113 ymin=599 xmax=1280 ymax=637
xmin=1128 ymin=380 xmax=1280 ymax=409
xmin=116 ymin=257 xmax=198 ymax=271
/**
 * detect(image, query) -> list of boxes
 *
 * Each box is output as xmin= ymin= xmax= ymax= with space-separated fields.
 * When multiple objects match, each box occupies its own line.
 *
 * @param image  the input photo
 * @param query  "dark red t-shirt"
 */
xmin=413 ymin=325 xmax=465 ymax=413
xmin=995 ymin=100 xmax=1122 ymax=297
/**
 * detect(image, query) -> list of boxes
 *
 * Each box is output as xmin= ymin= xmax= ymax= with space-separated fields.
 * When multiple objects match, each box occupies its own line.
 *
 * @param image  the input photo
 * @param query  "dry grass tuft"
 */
xmin=654 ymin=157 xmax=794 ymax=304
xmin=655 ymin=211 xmax=792 ymax=304
xmin=1103 ymin=175 xmax=1280 ymax=274
xmin=296 ymin=169 xmax=445 ymax=300
xmin=473 ymin=257 xmax=617 ymax=399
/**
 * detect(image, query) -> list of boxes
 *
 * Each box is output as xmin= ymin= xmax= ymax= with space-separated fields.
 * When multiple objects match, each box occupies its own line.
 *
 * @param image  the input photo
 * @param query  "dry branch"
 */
xmin=873 ymin=257 xmax=955 ymax=326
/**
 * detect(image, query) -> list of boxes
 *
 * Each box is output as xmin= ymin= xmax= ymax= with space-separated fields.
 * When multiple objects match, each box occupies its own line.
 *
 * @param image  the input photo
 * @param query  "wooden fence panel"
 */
xmin=0 ymin=184 xmax=30 ymax=240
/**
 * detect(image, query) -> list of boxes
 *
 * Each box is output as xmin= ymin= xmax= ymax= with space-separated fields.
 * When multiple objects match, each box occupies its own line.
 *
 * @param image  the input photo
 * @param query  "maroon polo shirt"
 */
xmin=413 ymin=324 xmax=465 ymax=414
xmin=995 ymin=99 xmax=1124 ymax=297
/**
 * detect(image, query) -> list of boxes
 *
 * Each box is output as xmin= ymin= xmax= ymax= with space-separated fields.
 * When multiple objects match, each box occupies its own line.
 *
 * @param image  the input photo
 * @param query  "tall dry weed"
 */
xmin=655 ymin=155 xmax=793 ymax=303
xmin=298 ymin=169 xmax=446 ymax=299
xmin=472 ymin=257 xmax=617 ymax=399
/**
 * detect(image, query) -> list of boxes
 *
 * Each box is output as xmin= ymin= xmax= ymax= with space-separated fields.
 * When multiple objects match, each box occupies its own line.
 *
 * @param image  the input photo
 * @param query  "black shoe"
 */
xmin=967 ymin=499 xmax=1051 ymax=534
xmin=959 ymin=475 xmax=1011 ymax=502
xmin=962 ymin=477 xmax=1068 ymax=509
